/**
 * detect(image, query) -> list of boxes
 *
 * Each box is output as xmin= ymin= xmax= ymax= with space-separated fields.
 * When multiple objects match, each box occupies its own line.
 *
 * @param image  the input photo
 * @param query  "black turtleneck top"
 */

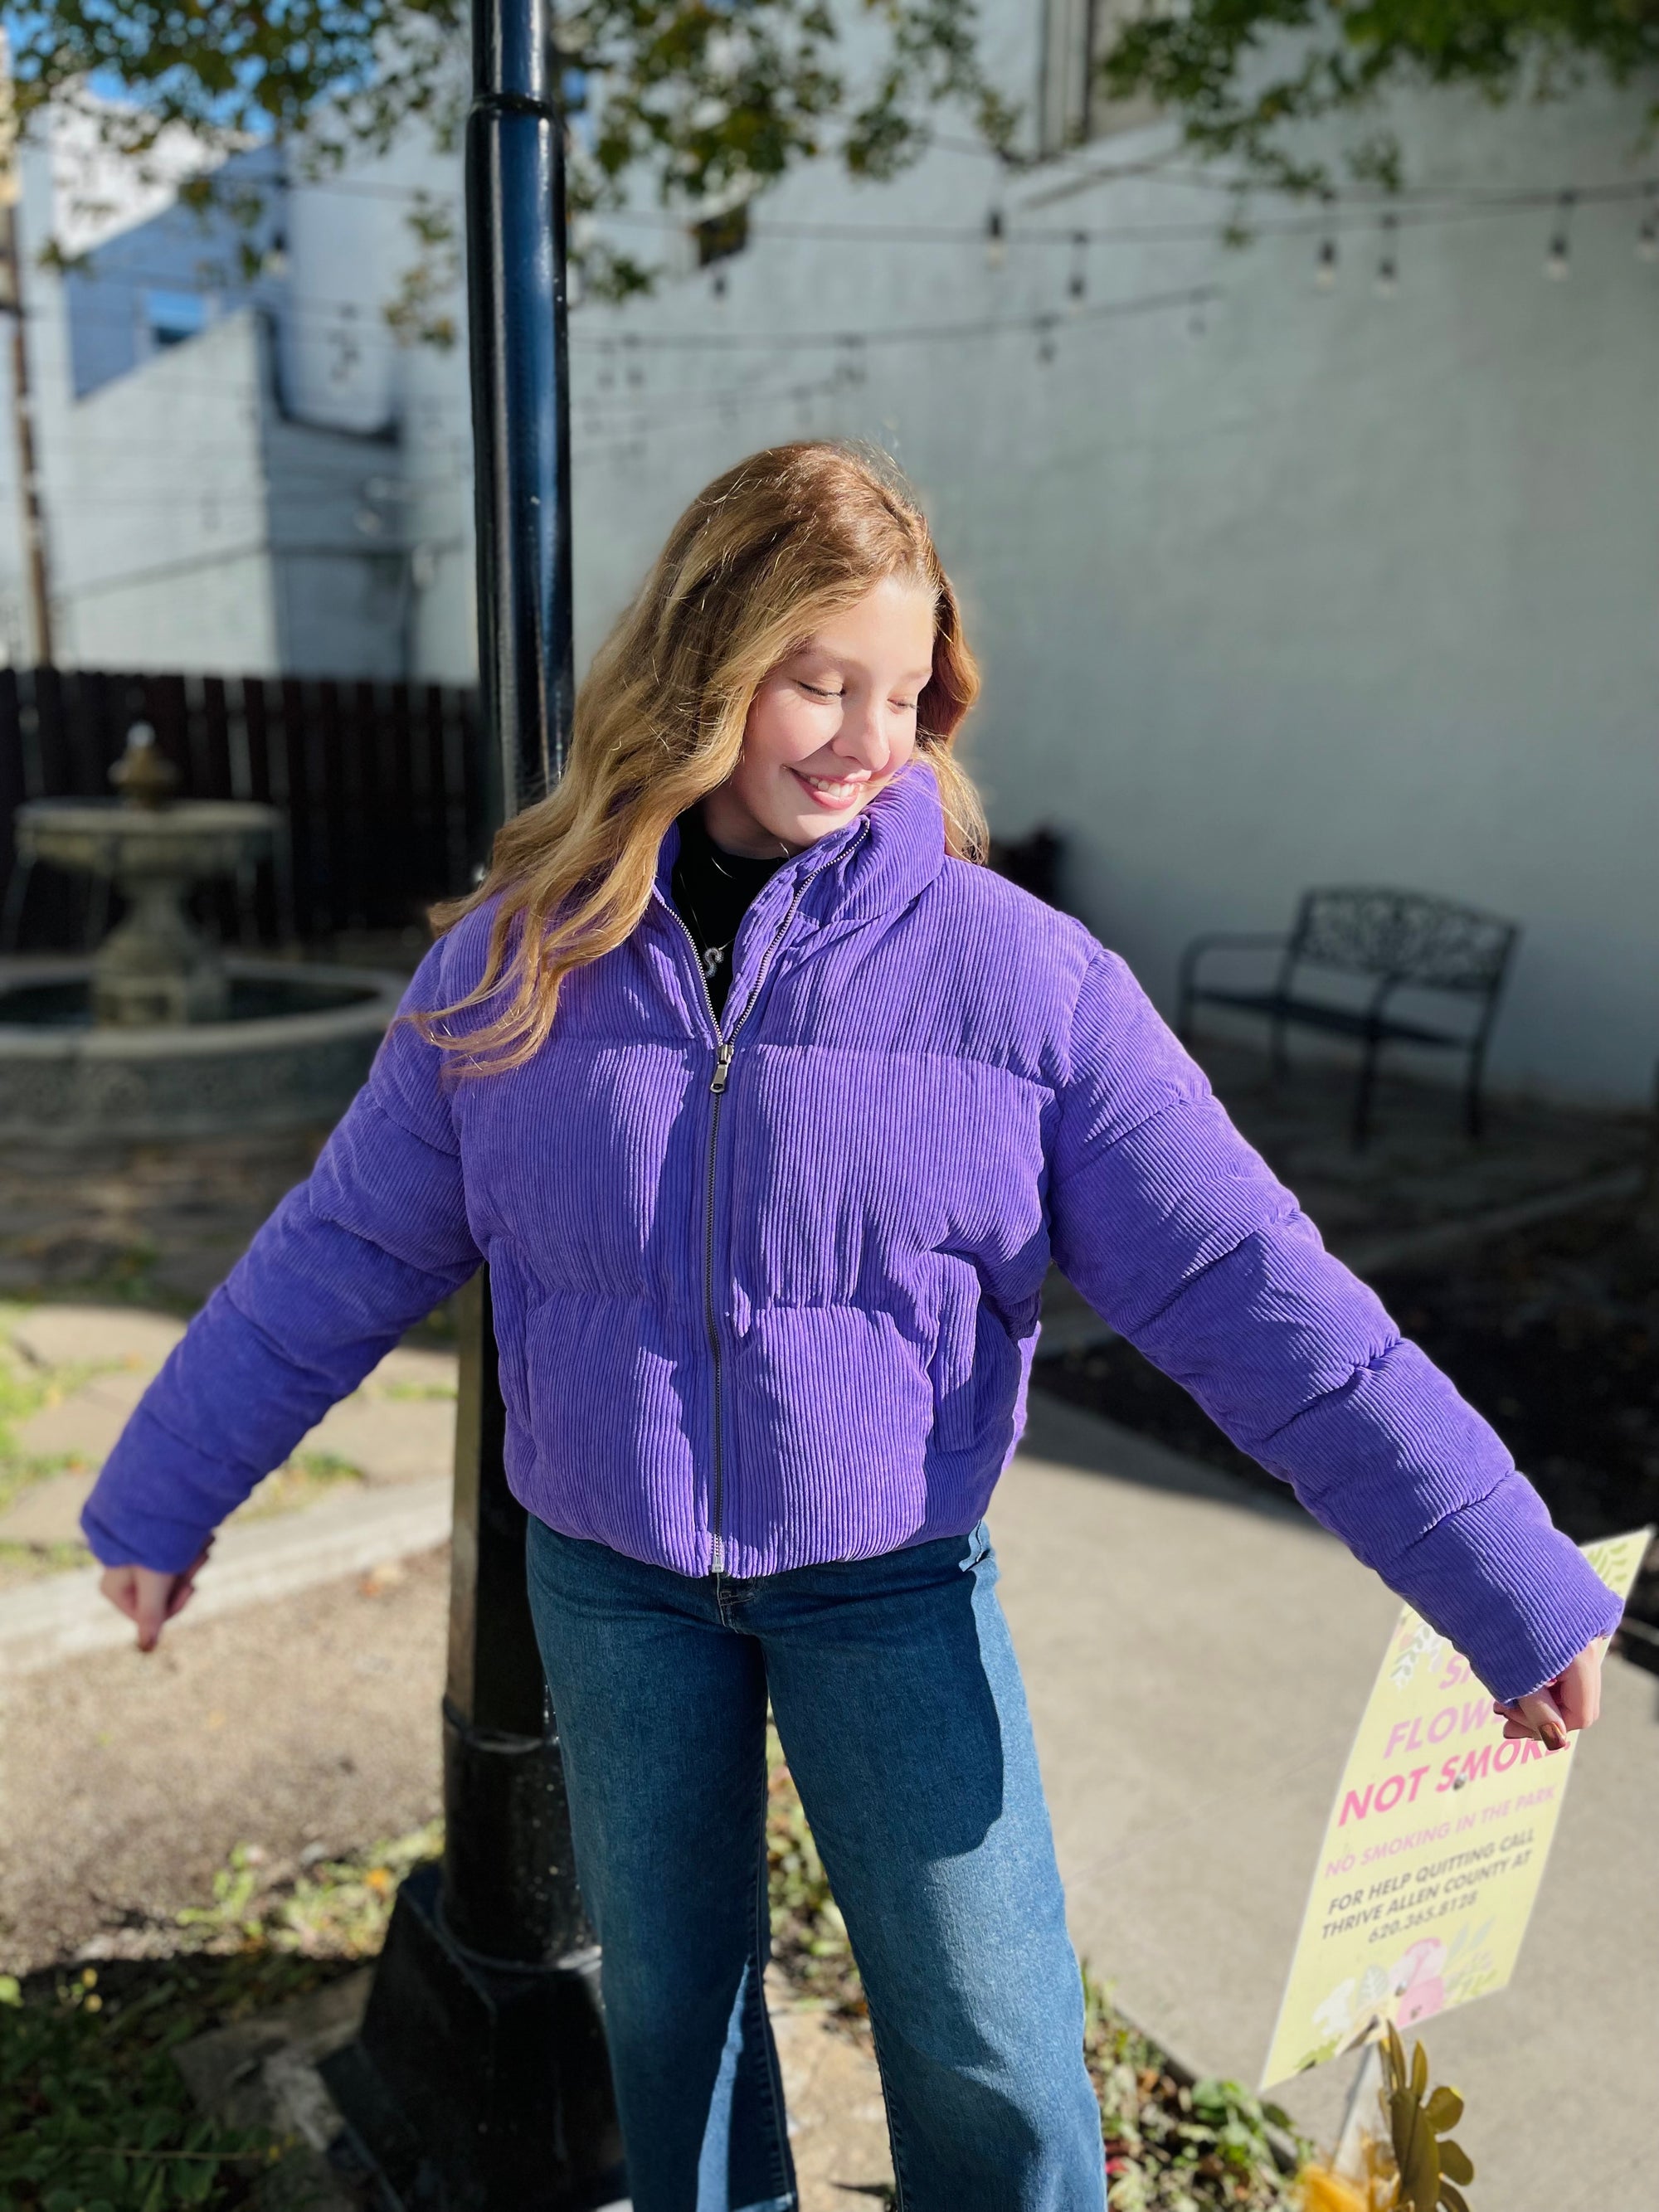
xmin=670 ymin=807 xmax=789 ymax=1021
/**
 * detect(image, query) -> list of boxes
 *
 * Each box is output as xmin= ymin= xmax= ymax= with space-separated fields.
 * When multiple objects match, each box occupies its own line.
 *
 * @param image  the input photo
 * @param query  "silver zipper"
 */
xmin=658 ymin=876 xmax=813 ymax=1575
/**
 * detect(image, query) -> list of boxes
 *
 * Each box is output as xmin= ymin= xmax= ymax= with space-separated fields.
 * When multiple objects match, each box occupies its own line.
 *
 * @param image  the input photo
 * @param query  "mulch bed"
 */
xmin=1033 ymin=1200 xmax=1659 ymax=1666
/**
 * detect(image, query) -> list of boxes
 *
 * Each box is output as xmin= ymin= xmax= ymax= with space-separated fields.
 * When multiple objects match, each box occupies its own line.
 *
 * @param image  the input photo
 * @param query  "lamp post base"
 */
xmin=320 ymin=1863 xmax=628 ymax=2211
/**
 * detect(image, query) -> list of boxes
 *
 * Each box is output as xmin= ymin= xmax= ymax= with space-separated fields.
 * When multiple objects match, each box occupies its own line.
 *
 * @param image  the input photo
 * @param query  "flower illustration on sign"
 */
xmin=1311 ymin=1978 xmax=1356 ymax=2043
xmin=1391 ymin=1937 xmax=1447 ymax=2028
xmin=1388 ymin=1617 xmax=1447 ymax=1690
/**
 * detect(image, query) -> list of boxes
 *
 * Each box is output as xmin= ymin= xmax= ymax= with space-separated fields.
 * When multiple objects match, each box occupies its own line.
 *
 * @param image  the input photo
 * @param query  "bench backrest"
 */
xmin=1287 ymin=888 xmax=1517 ymax=996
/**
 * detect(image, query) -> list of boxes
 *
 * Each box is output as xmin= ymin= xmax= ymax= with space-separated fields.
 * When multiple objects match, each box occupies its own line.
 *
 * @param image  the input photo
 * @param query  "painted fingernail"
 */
xmin=1542 ymin=1720 xmax=1567 ymax=1750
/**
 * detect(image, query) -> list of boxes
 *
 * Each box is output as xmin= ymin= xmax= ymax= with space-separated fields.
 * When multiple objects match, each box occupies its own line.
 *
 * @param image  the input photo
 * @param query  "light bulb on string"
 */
xmin=1035 ymin=314 xmax=1058 ymax=367
xmin=1545 ymin=191 xmax=1575 ymax=280
xmin=1067 ymin=230 xmax=1087 ymax=315
xmin=1315 ymin=192 xmax=1338 ymax=288
xmin=1638 ymin=185 xmax=1658 ymax=264
xmin=711 ymin=266 xmax=728 ymax=299
xmin=985 ymin=207 xmax=1006 ymax=272
xmin=1374 ymin=211 xmax=1399 ymax=299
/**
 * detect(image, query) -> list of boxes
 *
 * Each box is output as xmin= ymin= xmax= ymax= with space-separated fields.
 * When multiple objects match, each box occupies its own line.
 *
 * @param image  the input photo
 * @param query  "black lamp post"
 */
xmin=319 ymin=0 xmax=625 ymax=2201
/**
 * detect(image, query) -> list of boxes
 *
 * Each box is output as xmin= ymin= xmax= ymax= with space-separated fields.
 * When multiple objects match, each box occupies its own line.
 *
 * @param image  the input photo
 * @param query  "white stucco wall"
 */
xmin=558 ymin=61 xmax=1659 ymax=1106
xmin=36 ymin=297 xmax=283 ymax=673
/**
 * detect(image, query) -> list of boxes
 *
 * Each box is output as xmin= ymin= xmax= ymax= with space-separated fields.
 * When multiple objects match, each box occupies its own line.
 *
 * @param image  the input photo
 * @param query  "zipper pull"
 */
xmin=710 ymin=1041 xmax=734 ymax=1095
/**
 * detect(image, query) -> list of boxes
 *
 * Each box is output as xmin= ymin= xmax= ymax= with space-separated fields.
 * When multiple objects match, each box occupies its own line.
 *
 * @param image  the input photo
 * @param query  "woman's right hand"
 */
xmin=98 ymin=1541 xmax=213 ymax=1652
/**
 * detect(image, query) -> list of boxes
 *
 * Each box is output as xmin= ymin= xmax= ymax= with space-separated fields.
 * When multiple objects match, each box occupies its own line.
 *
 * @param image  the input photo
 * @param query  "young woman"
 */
xmin=85 ymin=444 xmax=1615 ymax=2211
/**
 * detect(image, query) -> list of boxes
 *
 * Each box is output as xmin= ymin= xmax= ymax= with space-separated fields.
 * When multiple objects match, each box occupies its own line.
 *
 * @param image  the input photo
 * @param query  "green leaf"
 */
xmin=1424 ymin=2084 xmax=1465 ymax=2133
xmin=1439 ymin=2182 xmax=1472 ymax=2212
xmin=1439 ymin=2136 xmax=1475 ymax=2185
xmin=1410 ymin=2038 xmax=1429 ymax=2100
xmin=1391 ymin=2087 xmax=1441 ymax=2212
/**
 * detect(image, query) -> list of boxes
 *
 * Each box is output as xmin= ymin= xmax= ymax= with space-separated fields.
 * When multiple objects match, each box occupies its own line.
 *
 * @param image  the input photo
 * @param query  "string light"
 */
xmin=1374 ymin=211 xmax=1399 ymax=298
xmin=1067 ymin=229 xmax=1087 ymax=314
xmin=1035 ymin=312 xmax=1058 ymax=365
xmin=834 ymin=333 xmax=868 ymax=388
xmin=1314 ymin=192 xmax=1339 ymax=288
xmin=985 ymin=207 xmax=1006 ymax=271
xmin=1638 ymin=186 xmax=1658 ymax=264
xmin=1545 ymin=191 xmax=1575 ymax=280
xmin=568 ymin=282 xmax=1217 ymax=357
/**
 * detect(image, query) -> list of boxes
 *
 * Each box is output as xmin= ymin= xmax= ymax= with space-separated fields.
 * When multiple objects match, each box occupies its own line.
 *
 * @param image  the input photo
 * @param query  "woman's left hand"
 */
xmin=1491 ymin=1636 xmax=1608 ymax=1750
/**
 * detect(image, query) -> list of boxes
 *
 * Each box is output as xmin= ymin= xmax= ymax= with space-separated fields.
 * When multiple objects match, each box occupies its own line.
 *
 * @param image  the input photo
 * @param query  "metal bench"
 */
xmin=1176 ymin=887 xmax=1519 ymax=1146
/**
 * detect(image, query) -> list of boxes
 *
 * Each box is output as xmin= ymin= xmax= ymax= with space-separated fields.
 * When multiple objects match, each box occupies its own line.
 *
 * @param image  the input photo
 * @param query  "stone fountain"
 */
xmin=0 ymin=725 xmax=404 ymax=1142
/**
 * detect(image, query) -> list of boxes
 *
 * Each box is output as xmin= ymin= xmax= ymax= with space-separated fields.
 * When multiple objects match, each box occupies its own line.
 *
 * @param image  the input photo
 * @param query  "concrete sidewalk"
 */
xmin=995 ymin=1392 xmax=1657 ymax=2212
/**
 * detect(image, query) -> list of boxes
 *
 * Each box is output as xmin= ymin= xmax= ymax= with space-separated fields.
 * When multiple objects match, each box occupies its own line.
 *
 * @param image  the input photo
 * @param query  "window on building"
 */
xmin=144 ymin=289 xmax=207 ymax=350
xmin=1039 ymin=0 xmax=1158 ymax=156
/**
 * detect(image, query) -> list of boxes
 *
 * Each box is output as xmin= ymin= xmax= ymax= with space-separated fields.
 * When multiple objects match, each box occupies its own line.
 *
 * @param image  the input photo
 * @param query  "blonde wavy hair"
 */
xmin=424 ymin=440 xmax=985 ymax=1072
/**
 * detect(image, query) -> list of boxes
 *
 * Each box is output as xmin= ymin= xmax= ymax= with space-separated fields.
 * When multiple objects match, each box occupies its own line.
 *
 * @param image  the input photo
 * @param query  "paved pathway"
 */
xmin=999 ymin=1391 xmax=1657 ymax=2212
xmin=0 ymin=1302 xmax=457 ymax=1569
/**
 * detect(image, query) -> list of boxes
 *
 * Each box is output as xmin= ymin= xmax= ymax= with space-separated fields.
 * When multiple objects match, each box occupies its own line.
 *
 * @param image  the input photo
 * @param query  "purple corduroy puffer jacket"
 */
xmin=83 ymin=765 xmax=1618 ymax=1699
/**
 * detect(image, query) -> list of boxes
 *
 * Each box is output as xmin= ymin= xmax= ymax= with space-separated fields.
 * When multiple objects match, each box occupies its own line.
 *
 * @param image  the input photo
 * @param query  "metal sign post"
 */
xmin=320 ymin=0 xmax=623 ymax=2200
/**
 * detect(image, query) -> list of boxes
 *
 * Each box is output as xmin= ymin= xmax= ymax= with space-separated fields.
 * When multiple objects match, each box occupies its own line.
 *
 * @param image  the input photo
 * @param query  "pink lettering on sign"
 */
xmin=1339 ymin=1766 xmax=1432 ymax=1826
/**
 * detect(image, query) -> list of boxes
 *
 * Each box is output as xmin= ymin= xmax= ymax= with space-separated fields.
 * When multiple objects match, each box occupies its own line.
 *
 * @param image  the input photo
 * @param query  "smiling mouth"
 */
xmin=792 ymin=768 xmax=873 ymax=808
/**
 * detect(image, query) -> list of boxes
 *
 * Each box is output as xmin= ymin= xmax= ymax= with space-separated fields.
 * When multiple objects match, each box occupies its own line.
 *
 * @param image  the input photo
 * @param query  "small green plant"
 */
xmin=176 ymin=1824 xmax=442 ymax=1957
xmin=1 ymin=1824 xmax=445 ymax=2210
xmin=1085 ymin=1968 xmax=1302 ymax=2210
xmin=0 ymin=1966 xmax=282 ymax=2209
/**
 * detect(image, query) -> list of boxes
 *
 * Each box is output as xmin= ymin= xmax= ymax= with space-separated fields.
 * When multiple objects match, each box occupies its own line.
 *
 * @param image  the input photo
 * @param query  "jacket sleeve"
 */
xmin=80 ymin=937 xmax=481 ymax=1573
xmin=1047 ymin=945 xmax=1623 ymax=1704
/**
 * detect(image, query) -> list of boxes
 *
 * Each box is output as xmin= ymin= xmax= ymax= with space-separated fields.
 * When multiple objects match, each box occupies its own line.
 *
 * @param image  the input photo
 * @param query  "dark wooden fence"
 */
xmin=0 ymin=668 xmax=484 ymax=953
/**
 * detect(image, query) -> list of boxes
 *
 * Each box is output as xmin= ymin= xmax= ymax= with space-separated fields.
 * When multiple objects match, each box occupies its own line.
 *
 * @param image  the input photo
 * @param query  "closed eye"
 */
xmin=798 ymin=681 xmax=844 ymax=699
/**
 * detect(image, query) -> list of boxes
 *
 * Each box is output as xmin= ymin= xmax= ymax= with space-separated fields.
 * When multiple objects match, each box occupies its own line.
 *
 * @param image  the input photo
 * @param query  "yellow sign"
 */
xmin=1261 ymin=1529 xmax=1649 ymax=2089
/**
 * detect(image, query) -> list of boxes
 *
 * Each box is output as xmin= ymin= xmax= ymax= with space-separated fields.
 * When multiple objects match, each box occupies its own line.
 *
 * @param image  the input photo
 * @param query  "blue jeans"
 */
xmin=524 ymin=1513 xmax=1107 ymax=2212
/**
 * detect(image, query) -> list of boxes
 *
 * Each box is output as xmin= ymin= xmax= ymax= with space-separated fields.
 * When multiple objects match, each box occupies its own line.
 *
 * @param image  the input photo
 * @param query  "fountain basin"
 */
xmin=15 ymin=795 xmax=284 ymax=1027
xmin=0 ymin=959 xmax=404 ymax=1143
xmin=15 ymin=797 xmax=281 ymax=882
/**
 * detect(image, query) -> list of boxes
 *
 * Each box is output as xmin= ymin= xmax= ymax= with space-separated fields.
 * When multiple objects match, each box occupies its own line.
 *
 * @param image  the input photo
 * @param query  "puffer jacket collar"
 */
xmin=648 ymin=761 xmax=949 ymax=1016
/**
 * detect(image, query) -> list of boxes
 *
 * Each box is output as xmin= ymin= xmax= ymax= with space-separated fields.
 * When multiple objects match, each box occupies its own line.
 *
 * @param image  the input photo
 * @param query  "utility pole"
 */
xmin=0 ymin=37 xmax=54 ymax=667
xmin=319 ymin=0 xmax=623 ymax=2202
